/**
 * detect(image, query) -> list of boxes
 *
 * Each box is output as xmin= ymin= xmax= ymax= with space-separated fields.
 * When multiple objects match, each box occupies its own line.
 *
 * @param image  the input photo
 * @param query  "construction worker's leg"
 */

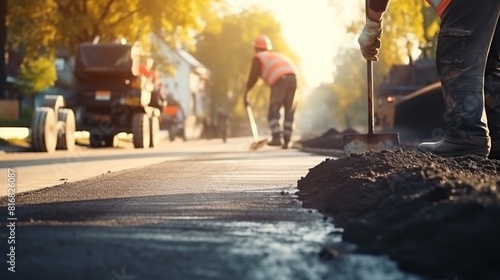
xmin=282 ymin=76 xmax=297 ymax=149
xmin=268 ymin=79 xmax=286 ymax=146
xmin=486 ymin=16 xmax=500 ymax=159
xmin=419 ymin=0 xmax=500 ymax=156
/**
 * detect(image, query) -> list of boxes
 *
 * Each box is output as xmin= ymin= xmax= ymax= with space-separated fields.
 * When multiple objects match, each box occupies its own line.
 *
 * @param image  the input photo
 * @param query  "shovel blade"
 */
xmin=249 ymin=139 xmax=268 ymax=151
xmin=343 ymin=133 xmax=400 ymax=156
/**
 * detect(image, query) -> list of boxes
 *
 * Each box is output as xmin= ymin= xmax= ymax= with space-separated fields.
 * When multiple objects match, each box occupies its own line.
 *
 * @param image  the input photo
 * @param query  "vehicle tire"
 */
xmin=42 ymin=95 xmax=65 ymax=118
xmin=132 ymin=112 xmax=150 ymax=149
xmin=149 ymin=116 xmax=160 ymax=148
xmin=168 ymin=125 xmax=177 ymax=142
xmin=103 ymin=135 xmax=116 ymax=147
xmin=179 ymin=128 xmax=187 ymax=142
xmin=31 ymin=107 xmax=57 ymax=153
xmin=56 ymin=108 xmax=76 ymax=151
xmin=89 ymin=132 xmax=103 ymax=148
xmin=75 ymin=106 xmax=86 ymax=130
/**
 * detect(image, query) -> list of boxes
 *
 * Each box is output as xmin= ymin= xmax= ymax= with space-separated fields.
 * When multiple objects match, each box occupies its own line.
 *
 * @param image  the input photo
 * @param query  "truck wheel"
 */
xmin=132 ymin=112 xmax=150 ymax=149
xmin=89 ymin=132 xmax=103 ymax=148
xmin=56 ymin=108 xmax=76 ymax=151
xmin=42 ymin=95 xmax=65 ymax=117
xmin=31 ymin=107 xmax=57 ymax=153
xmin=89 ymin=133 xmax=115 ymax=148
xmin=149 ymin=116 xmax=160 ymax=148
xmin=168 ymin=125 xmax=177 ymax=142
xmin=103 ymin=135 xmax=116 ymax=147
xmin=75 ymin=106 xmax=86 ymax=129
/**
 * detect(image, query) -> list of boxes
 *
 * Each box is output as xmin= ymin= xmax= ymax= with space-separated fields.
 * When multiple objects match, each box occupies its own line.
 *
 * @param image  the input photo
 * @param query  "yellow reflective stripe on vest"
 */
xmin=256 ymin=52 xmax=295 ymax=86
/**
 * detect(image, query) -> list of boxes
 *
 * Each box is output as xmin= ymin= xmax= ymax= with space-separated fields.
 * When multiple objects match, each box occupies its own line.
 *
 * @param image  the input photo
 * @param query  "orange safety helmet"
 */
xmin=252 ymin=35 xmax=272 ymax=50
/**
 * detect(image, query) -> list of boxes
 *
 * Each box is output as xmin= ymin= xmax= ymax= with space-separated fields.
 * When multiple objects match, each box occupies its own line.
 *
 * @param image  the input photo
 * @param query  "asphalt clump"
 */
xmin=297 ymin=149 xmax=500 ymax=280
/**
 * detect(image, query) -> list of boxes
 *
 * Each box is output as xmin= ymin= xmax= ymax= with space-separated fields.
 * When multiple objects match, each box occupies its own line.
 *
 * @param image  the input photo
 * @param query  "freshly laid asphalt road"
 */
xmin=0 ymin=138 xmax=426 ymax=280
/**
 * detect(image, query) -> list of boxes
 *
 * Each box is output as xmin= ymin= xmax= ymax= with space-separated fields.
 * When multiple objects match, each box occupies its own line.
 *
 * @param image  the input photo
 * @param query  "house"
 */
xmin=154 ymin=38 xmax=211 ymax=139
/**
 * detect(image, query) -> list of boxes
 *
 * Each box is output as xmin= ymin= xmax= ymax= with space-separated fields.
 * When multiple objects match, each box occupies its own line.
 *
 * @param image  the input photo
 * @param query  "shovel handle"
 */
xmin=365 ymin=0 xmax=375 ymax=135
xmin=246 ymin=105 xmax=259 ymax=142
xmin=367 ymin=60 xmax=374 ymax=135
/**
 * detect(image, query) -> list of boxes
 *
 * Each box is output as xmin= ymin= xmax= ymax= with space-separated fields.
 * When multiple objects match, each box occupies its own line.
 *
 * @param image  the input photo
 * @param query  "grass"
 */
xmin=0 ymin=118 xmax=31 ymax=127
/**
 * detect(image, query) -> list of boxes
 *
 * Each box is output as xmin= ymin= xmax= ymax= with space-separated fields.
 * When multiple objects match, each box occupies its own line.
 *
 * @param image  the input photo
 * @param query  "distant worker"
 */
xmin=163 ymin=94 xmax=186 ymax=141
xmin=139 ymin=58 xmax=160 ymax=89
xmin=243 ymin=35 xmax=298 ymax=149
xmin=358 ymin=0 xmax=500 ymax=159
xmin=216 ymin=108 xmax=230 ymax=143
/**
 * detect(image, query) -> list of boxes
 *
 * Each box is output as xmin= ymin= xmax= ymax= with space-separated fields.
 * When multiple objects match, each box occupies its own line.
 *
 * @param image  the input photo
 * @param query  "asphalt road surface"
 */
xmin=0 ymin=137 xmax=426 ymax=280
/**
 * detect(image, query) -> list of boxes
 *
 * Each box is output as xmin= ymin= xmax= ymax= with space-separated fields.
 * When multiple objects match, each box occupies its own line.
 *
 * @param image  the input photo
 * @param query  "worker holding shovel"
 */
xmin=244 ymin=35 xmax=298 ymax=149
xmin=358 ymin=0 xmax=500 ymax=159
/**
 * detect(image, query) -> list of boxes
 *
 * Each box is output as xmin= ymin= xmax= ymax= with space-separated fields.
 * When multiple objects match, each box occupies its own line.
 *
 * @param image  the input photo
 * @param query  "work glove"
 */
xmin=358 ymin=17 xmax=382 ymax=62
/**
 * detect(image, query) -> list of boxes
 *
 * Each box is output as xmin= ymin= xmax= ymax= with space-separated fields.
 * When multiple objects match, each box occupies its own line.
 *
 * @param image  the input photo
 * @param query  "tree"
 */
xmin=345 ymin=0 xmax=439 ymax=77
xmin=14 ymin=56 xmax=57 ymax=96
xmin=329 ymin=48 xmax=367 ymax=129
xmin=4 ymin=0 xmax=220 ymax=100
xmin=0 ymin=0 xmax=6 ymax=99
xmin=194 ymin=5 xmax=299 ymax=135
xmin=325 ymin=0 xmax=440 ymax=129
xmin=7 ymin=0 xmax=218 ymax=57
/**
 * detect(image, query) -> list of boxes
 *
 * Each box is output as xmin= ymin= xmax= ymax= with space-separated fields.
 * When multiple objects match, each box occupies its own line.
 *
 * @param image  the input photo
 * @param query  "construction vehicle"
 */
xmin=30 ymin=41 xmax=165 ymax=152
xmin=376 ymin=81 xmax=446 ymax=142
xmin=375 ymin=59 xmax=446 ymax=142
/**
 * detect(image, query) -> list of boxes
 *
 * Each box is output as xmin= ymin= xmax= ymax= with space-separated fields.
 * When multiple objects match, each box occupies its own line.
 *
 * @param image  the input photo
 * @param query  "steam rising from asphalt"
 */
xmin=296 ymin=85 xmax=338 ymax=139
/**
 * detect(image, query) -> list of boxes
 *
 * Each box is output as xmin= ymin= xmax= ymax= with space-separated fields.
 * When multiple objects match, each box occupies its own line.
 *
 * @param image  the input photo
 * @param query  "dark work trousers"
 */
xmin=268 ymin=74 xmax=297 ymax=143
xmin=437 ymin=0 xmax=500 ymax=154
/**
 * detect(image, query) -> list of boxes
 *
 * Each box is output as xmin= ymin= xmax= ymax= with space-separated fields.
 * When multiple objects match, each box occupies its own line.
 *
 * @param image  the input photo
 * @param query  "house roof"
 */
xmin=152 ymin=34 xmax=210 ymax=77
xmin=176 ymin=49 xmax=210 ymax=78
xmin=177 ymin=49 xmax=205 ymax=69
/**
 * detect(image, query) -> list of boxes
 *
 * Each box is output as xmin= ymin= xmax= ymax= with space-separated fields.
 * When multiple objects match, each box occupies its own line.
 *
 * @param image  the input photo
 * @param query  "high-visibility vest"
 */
xmin=425 ymin=0 xmax=452 ymax=17
xmin=255 ymin=51 xmax=296 ymax=86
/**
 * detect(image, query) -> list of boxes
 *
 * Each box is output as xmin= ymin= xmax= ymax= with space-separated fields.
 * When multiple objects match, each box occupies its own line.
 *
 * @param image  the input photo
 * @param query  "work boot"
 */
xmin=417 ymin=140 xmax=488 ymax=157
xmin=268 ymin=135 xmax=282 ymax=147
xmin=282 ymin=137 xmax=290 ymax=149
xmin=282 ymin=141 xmax=289 ymax=149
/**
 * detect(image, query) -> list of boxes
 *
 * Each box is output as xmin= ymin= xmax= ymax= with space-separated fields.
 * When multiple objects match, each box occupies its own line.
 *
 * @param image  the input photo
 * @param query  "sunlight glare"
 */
xmin=238 ymin=0 xmax=363 ymax=90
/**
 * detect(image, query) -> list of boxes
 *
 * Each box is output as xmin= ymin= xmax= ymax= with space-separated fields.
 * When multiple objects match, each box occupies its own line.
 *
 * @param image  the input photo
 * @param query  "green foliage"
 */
xmin=345 ymin=0 xmax=439 ymax=72
xmin=14 ymin=56 xmax=57 ymax=96
xmin=194 ymin=5 xmax=299 ymax=134
xmin=329 ymin=48 xmax=367 ymax=128
xmin=7 ymin=0 xmax=218 ymax=57
xmin=326 ymin=0 xmax=440 ymax=129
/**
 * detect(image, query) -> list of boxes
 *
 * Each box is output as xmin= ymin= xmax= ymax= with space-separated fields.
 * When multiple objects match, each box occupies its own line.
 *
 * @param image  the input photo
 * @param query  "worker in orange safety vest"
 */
xmin=243 ymin=35 xmax=298 ymax=149
xmin=359 ymin=0 xmax=500 ymax=159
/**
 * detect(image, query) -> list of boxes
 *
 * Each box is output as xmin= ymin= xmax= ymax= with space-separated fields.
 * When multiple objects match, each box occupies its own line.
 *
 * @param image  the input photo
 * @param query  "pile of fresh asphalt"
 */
xmin=297 ymin=128 xmax=358 ymax=151
xmin=297 ymin=149 xmax=500 ymax=279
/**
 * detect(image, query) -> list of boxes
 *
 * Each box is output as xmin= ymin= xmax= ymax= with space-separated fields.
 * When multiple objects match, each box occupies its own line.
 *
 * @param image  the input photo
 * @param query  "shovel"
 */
xmin=343 ymin=60 xmax=400 ymax=156
xmin=246 ymin=104 xmax=268 ymax=150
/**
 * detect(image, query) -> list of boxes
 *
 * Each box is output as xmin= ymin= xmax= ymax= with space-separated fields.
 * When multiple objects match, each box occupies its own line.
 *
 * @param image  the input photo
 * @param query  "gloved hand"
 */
xmin=358 ymin=17 xmax=382 ymax=61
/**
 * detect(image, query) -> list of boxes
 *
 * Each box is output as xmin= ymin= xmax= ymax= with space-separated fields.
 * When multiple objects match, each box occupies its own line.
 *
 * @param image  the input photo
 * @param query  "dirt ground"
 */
xmin=297 ymin=131 xmax=500 ymax=280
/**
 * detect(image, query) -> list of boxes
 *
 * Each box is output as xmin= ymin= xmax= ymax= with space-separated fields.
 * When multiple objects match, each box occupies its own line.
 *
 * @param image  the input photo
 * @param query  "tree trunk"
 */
xmin=0 ymin=0 xmax=7 ymax=99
